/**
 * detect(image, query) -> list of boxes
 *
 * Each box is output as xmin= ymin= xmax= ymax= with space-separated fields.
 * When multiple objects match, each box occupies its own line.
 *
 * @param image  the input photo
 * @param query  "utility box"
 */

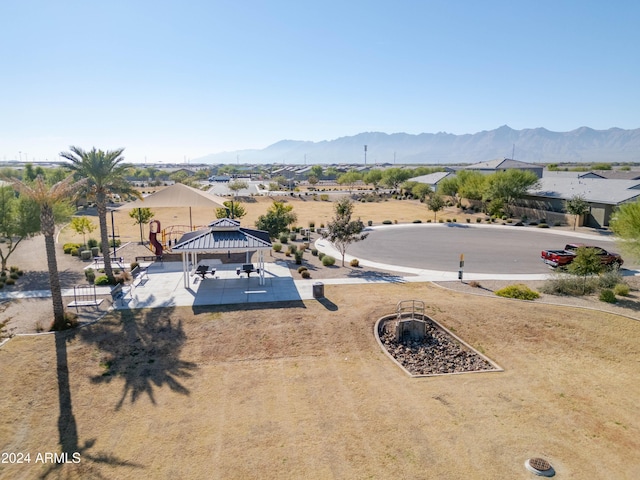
xmin=312 ymin=282 xmax=324 ymax=299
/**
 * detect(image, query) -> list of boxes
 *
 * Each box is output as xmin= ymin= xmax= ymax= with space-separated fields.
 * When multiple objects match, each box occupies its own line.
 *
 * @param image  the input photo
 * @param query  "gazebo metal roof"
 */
xmin=172 ymin=219 xmax=272 ymax=253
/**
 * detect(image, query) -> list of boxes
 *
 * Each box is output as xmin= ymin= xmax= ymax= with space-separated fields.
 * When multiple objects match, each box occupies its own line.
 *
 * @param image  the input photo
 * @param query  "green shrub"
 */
xmin=279 ymin=234 xmax=289 ymax=244
xmin=288 ymin=244 xmax=298 ymax=254
xmin=598 ymin=269 xmax=622 ymax=289
xmin=272 ymin=243 xmax=282 ymax=252
xmin=297 ymin=266 xmax=308 ymax=273
xmin=540 ymin=274 xmax=597 ymax=296
xmin=438 ymin=219 xmax=444 ymax=223
xmin=301 ymin=270 xmax=311 ymax=279
xmin=320 ymin=194 xmax=329 ymax=201
xmin=446 ymin=218 xmax=451 ymax=223
xmin=71 ymin=248 xmax=80 ymax=256
xmin=350 ymin=258 xmax=359 ymax=267
xmin=85 ymin=268 xmax=96 ymax=283
xmin=321 ymin=255 xmax=336 ymax=266
xmin=367 ymin=220 xmax=373 ymax=226
xmin=64 ymin=243 xmax=82 ymax=254
xmin=95 ymin=275 xmax=110 ymax=286
xmin=599 ymin=289 xmax=617 ymax=303
xmin=476 ymin=218 xmax=482 ymax=223
xmin=466 ymin=218 xmax=471 ymax=223
xmin=311 ymin=248 xmax=318 ymax=256
xmin=412 ymin=219 xmax=422 ymax=223
xmin=613 ymin=283 xmax=630 ymax=296
xmin=495 ymin=284 xmax=540 ymax=300
xmin=294 ymin=250 xmax=304 ymax=264
xmin=87 ymin=238 xmax=98 ymax=248
xmin=289 ymin=232 xmax=297 ymax=241
xmin=537 ymin=223 xmax=550 ymax=228
xmin=382 ymin=220 xmax=392 ymax=225
xmin=318 ymin=252 xmax=325 ymax=260
xmin=426 ymin=219 xmax=431 ymax=223
xmin=10 ymin=272 xmax=19 ymax=280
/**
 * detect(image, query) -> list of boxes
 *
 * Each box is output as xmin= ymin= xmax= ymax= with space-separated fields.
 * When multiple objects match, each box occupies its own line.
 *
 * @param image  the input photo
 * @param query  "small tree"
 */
xmin=565 ymin=195 xmax=590 ymax=230
xmin=215 ymin=200 xmax=247 ymax=220
xmin=427 ymin=193 xmax=446 ymax=221
xmin=70 ymin=216 xmax=97 ymax=249
xmin=322 ymin=198 xmax=369 ymax=266
xmin=255 ymin=200 xmax=297 ymax=238
xmin=129 ymin=207 xmax=155 ymax=244
xmin=0 ymin=186 xmax=40 ymax=271
xmin=610 ymin=199 xmax=640 ymax=261
xmin=228 ymin=179 xmax=248 ymax=193
xmin=568 ymin=247 xmax=603 ymax=294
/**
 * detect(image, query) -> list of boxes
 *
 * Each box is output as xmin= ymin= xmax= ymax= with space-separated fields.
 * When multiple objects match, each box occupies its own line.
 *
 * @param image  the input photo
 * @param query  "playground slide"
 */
xmin=149 ymin=219 xmax=163 ymax=256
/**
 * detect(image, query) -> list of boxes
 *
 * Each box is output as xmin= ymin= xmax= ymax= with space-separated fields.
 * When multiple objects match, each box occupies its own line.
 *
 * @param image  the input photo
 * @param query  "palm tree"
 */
xmin=13 ymin=175 xmax=85 ymax=330
xmin=60 ymin=146 xmax=140 ymax=282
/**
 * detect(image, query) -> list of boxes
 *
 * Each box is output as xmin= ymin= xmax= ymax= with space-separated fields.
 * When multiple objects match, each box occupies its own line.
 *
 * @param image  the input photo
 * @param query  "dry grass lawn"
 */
xmin=61 ymin=195 xmax=468 ymax=245
xmin=2 ymin=282 xmax=639 ymax=479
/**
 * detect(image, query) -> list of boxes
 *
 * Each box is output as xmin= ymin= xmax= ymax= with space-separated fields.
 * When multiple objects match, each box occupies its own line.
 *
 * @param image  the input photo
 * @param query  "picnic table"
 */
xmin=195 ymin=264 xmax=216 ymax=279
xmin=236 ymin=263 xmax=260 ymax=278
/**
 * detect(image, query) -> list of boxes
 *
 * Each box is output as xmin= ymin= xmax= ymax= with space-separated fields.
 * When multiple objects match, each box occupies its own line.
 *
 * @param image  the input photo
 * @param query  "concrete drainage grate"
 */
xmin=525 ymin=457 xmax=555 ymax=477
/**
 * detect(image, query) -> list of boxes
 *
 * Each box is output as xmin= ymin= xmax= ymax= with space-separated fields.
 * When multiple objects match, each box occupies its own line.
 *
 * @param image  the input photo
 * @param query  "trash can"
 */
xmin=312 ymin=282 xmax=324 ymax=299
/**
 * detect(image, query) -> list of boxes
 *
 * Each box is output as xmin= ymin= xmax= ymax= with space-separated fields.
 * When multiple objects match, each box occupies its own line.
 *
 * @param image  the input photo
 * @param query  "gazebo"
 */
xmin=172 ymin=218 xmax=272 ymax=287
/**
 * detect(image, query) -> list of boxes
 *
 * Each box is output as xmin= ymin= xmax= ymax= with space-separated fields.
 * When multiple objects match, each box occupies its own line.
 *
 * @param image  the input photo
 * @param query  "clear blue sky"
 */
xmin=1 ymin=0 xmax=638 ymax=164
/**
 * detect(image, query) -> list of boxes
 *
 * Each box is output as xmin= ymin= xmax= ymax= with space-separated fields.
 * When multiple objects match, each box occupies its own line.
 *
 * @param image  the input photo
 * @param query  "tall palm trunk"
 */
xmin=96 ymin=191 xmax=114 ymax=281
xmin=41 ymin=204 xmax=65 ymax=329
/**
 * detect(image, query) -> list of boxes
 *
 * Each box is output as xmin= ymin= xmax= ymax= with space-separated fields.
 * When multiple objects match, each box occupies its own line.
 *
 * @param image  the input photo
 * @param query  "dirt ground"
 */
xmin=1 ymin=197 xmax=640 ymax=478
xmin=1 ymin=282 xmax=639 ymax=479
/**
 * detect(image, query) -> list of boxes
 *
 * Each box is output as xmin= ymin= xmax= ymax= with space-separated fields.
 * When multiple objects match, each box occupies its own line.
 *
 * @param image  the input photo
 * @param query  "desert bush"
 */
xmin=51 ymin=312 xmax=79 ymax=331
xmin=466 ymin=218 xmax=471 ymax=223
xmin=279 ymin=234 xmax=289 ymax=244
xmin=95 ymin=275 xmax=110 ymax=286
xmin=320 ymin=194 xmax=329 ymax=201
xmin=288 ymin=244 xmax=298 ymax=254
xmin=495 ymin=284 xmax=540 ymax=300
xmin=272 ymin=243 xmax=282 ymax=252
xmin=5 ymin=278 xmax=15 ymax=285
xmin=297 ymin=266 xmax=308 ymax=273
xmin=367 ymin=220 xmax=373 ymax=226
xmin=130 ymin=262 xmax=139 ymax=270
xmin=537 ymin=223 xmax=550 ymax=228
xmin=115 ymin=271 xmax=131 ymax=284
xmin=311 ymin=248 xmax=318 ymax=256
xmin=614 ymin=283 xmax=630 ymax=296
xmin=318 ymin=252 xmax=325 ymax=260
xmin=10 ymin=272 xmax=19 ymax=280
xmin=350 ymin=258 xmax=359 ymax=267
xmin=85 ymin=268 xmax=96 ymax=284
xmin=468 ymin=280 xmax=481 ymax=288
xmin=289 ymin=232 xmax=297 ymax=241
xmin=301 ymin=270 xmax=311 ymax=279
xmin=294 ymin=250 xmax=304 ymax=264
xmin=540 ymin=274 xmax=597 ymax=296
xmin=322 ymin=255 xmax=336 ymax=266
xmin=412 ymin=219 xmax=422 ymax=223
xmin=382 ymin=220 xmax=392 ymax=224
xmin=476 ymin=218 xmax=482 ymax=223
xmin=598 ymin=268 xmax=622 ymax=289
xmin=599 ymin=289 xmax=617 ymax=303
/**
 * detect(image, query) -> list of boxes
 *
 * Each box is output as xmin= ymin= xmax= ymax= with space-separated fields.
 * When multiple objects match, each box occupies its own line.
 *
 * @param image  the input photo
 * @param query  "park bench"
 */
xmin=130 ymin=264 xmax=149 ymax=287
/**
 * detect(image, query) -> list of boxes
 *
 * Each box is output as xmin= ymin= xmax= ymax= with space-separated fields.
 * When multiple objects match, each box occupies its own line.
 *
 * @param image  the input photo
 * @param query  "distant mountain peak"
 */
xmin=193 ymin=126 xmax=640 ymax=164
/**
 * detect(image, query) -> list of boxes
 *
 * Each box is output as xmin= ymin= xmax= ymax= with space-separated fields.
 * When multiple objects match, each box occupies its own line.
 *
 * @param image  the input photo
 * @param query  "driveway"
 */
xmin=341 ymin=223 xmax=627 ymax=275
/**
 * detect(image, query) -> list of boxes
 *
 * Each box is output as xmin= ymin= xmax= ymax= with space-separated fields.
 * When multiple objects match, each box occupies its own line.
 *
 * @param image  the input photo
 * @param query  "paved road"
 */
xmin=346 ymin=223 xmax=625 ymax=274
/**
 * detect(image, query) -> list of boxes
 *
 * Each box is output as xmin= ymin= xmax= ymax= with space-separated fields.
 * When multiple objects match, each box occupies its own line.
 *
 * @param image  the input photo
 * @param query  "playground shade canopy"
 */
xmin=116 ymin=183 xmax=227 ymax=210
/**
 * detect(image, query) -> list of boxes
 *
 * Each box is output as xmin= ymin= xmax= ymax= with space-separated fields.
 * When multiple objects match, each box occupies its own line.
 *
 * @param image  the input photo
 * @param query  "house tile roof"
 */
xmin=528 ymin=177 xmax=640 ymax=205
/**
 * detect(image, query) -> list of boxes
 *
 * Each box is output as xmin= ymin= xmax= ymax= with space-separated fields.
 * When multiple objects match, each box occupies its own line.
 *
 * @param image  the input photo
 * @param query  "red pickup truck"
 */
xmin=541 ymin=243 xmax=623 ymax=268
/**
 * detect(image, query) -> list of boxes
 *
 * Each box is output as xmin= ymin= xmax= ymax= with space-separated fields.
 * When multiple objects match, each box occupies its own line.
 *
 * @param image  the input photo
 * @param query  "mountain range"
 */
xmin=193 ymin=125 xmax=640 ymax=165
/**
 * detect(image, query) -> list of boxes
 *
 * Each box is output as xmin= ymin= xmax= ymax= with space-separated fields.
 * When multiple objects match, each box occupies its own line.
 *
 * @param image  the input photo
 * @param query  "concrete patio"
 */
xmin=115 ymin=260 xmax=316 ymax=309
